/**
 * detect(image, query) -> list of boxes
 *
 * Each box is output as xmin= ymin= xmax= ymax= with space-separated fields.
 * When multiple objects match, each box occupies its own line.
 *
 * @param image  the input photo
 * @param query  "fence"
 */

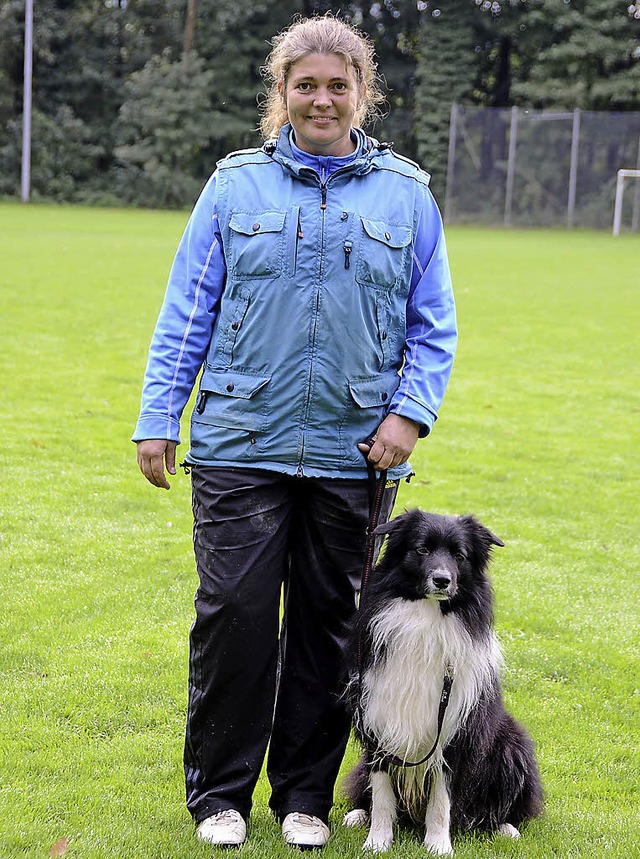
xmin=444 ymin=105 xmax=640 ymax=231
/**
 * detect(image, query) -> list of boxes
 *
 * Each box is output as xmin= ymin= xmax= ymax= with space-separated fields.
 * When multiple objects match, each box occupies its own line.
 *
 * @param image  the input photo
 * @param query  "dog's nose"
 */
xmin=432 ymin=573 xmax=451 ymax=590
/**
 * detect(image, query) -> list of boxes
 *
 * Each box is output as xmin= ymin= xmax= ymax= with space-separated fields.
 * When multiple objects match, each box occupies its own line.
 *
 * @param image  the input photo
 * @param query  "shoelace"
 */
xmin=290 ymin=814 xmax=324 ymax=830
xmin=214 ymin=809 xmax=243 ymax=824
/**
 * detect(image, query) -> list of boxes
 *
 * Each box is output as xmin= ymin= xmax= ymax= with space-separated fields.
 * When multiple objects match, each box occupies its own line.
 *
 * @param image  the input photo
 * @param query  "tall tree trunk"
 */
xmin=183 ymin=0 xmax=198 ymax=57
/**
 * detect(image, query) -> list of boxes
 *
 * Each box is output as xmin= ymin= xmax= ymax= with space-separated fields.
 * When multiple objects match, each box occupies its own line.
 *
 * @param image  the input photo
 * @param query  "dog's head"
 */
xmin=374 ymin=509 xmax=504 ymax=604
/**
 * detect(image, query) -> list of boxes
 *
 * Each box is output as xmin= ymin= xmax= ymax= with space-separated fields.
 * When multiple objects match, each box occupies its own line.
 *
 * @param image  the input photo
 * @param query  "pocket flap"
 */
xmin=200 ymin=367 xmax=271 ymax=399
xmin=229 ymin=212 xmax=286 ymax=236
xmin=349 ymin=374 xmax=400 ymax=408
xmin=360 ymin=218 xmax=412 ymax=249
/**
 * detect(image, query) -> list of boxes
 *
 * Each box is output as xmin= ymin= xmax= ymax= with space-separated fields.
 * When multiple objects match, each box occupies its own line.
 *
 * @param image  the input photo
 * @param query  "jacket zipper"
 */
xmin=343 ymin=240 xmax=353 ymax=269
xmin=297 ymin=170 xmax=329 ymax=477
xmin=294 ymin=208 xmax=303 ymax=274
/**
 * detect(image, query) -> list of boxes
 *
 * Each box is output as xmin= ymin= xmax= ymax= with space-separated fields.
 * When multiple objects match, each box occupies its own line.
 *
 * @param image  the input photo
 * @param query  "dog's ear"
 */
xmin=374 ymin=516 xmax=404 ymax=537
xmin=489 ymin=531 xmax=505 ymax=548
xmin=458 ymin=515 xmax=505 ymax=548
xmin=373 ymin=509 xmax=417 ymax=537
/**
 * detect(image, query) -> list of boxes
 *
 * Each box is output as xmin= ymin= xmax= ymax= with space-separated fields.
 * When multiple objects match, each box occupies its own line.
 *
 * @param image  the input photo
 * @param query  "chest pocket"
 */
xmin=356 ymin=218 xmax=412 ymax=290
xmin=228 ymin=211 xmax=286 ymax=279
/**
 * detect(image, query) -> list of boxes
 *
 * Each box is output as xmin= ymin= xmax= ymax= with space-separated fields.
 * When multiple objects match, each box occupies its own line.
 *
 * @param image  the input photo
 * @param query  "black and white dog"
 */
xmin=343 ymin=510 xmax=543 ymax=855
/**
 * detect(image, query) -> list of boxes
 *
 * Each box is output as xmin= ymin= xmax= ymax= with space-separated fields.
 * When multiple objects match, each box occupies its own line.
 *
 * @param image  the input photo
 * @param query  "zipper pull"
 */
xmin=343 ymin=240 xmax=353 ymax=269
xmin=195 ymin=390 xmax=207 ymax=414
xmin=320 ymin=185 xmax=327 ymax=210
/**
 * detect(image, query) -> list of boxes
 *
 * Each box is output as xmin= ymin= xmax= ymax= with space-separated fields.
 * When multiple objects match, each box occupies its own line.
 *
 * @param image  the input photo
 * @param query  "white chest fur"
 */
xmin=361 ymin=598 xmax=501 ymax=762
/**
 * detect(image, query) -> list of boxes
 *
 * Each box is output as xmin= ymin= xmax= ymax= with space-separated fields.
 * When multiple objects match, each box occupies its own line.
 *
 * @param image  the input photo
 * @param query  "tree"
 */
xmin=414 ymin=2 xmax=477 ymax=201
xmin=114 ymin=50 xmax=248 ymax=208
xmin=1 ymin=0 xmax=639 ymax=206
xmin=0 ymin=104 xmax=102 ymax=199
xmin=512 ymin=0 xmax=640 ymax=110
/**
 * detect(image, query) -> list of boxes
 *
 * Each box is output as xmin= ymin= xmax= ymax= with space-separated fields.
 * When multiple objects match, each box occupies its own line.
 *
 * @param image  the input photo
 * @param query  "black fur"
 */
xmin=344 ymin=510 xmax=543 ymax=846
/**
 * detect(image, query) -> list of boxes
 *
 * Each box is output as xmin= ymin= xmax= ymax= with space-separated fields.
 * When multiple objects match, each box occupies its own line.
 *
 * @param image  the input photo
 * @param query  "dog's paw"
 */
xmin=497 ymin=823 xmax=520 ymax=839
xmin=343 ymin=809 xmax=370 ymax=828
xmin=363 ymin=832 xmax=393 ymax=853
xmin=362 ymin=838 xmax=393 ymax=853
xmin=423 ymin=832 xmax=454 ymax=856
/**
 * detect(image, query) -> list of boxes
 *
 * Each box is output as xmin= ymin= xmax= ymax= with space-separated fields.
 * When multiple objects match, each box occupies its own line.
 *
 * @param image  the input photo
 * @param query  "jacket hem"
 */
xmin=183 ymin=455 xmax=412 ymax=481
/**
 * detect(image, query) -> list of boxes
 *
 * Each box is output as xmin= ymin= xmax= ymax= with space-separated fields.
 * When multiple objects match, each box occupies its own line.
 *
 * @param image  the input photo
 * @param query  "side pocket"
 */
xmin=190 ymin=368 xmax=271 ymax=462
xmin=218 ymin=288 xmax=251 ymax=367
xmin=375 ymin=296 xmax=390 ymax=369
xmin=340 ymin=373 xmax=401 ymax=464
xmin=289 ymin=206 xmax=302 ymax=277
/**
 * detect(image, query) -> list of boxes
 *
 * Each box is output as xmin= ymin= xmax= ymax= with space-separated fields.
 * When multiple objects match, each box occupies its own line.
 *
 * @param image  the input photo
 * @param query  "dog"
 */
xmin=343 ymin=509 xmax=543 ymax=855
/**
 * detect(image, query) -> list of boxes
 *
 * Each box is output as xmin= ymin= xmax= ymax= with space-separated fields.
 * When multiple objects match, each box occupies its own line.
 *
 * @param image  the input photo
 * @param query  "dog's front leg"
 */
xmin=423 ymin=766 xmax=454 ymax=856
xmin=363 ymin=770 xmax=396 ymax=852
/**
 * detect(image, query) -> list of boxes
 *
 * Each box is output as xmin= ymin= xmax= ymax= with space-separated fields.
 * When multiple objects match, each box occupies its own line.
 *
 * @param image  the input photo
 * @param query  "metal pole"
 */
xmin=632 ymin=134 xmax=640 ymax=233
xmin=612 ymin=170 xmax=624 ymax=237
xmin=21 ymin=0 xmax=33 ymax=203
xmin=567 ymin=107 xmax=581 ymax=228
xmin=504 ymin=106 xmax=518 ymax=228
xmin=443 ymin=102 xmax=458 ymax=225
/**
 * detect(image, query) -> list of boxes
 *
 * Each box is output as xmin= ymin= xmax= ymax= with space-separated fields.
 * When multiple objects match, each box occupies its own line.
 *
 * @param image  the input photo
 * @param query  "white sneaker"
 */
xmin=197 ymin=809 xmax=246 ymax=846
xmin=282 ymin=812 xmax=330 ymax=848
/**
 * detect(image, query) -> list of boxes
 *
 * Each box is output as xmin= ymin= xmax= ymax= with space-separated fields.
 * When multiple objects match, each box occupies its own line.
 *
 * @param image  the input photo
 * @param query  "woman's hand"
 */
xmin=137 ymin=439 xmax=178 ymax=489
xmin=357 ymin=414 xmax=420 ymax=471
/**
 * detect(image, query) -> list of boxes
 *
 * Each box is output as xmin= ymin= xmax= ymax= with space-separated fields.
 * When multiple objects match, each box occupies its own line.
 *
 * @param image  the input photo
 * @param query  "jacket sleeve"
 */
xmin=132 ymin=172 xmax=226 ymax=444
xmin=387 ymin=187 xmax=457 ymax=436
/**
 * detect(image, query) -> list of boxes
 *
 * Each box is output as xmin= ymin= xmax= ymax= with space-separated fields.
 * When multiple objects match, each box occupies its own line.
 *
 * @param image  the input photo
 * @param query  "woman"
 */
xmin=133 ymin=15 xmax=457 ymax=850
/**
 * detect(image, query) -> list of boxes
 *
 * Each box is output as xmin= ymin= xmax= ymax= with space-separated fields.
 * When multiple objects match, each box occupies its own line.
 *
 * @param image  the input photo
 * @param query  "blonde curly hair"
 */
xmin=259 ymin=15 xmax=385 ymax=140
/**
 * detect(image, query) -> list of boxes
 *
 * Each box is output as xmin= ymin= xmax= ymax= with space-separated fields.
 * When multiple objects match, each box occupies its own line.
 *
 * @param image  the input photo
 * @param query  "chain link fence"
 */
xmin=444 ymin=105 xmax=640 ymax=232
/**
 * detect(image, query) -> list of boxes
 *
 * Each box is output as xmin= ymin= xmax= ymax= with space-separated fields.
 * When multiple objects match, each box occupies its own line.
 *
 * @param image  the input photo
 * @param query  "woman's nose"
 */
xmin=313 ymin=88 xmax=332 ymax=107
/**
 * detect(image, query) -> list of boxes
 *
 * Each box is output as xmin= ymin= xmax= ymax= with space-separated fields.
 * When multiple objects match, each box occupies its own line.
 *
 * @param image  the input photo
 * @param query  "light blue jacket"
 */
xmin=132 ymin=125 xmax=457 ymax=479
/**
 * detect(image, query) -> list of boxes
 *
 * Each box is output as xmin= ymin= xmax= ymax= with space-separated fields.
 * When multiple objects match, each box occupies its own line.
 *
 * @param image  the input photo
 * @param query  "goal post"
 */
xmin=613 ymin=169 xmax=640 ymax=236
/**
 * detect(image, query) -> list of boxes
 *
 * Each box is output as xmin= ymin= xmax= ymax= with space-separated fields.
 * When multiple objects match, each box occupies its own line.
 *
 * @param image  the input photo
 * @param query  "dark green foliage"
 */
xmin=414 ymin=2 xmax=476 ymax=202
xmin=115 ymin=51 xmax=229 ymax=209
xmin=0 ymin=0 xmax=638 ymax=207
xmin=513 ymin=0 xmax=640 ymax=110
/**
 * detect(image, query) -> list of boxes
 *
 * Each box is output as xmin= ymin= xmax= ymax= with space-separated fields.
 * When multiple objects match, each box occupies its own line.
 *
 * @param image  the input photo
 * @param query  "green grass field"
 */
xmin=0 ymin=202 xmax=638 ymax=858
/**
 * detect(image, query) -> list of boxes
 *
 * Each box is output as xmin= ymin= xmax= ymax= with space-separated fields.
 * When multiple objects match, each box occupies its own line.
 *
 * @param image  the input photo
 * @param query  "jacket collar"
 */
xmin=266 ymin=123 xmax=389 ymax=180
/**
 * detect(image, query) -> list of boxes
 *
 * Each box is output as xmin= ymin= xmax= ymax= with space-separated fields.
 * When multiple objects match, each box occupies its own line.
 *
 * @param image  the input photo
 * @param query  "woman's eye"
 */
xmin=297 ymin=82 xmax=312 ymax=92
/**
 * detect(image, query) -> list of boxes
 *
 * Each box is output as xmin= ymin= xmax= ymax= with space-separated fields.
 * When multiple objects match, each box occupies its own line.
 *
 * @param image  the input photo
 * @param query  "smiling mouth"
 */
xmin=307 ymin=116 xmax=336 ymax=123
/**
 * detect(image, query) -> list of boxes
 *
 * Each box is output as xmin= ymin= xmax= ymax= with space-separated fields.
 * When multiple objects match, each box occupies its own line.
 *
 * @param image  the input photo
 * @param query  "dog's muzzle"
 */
xmin=424 ymin=569 xmax=456 ymax=599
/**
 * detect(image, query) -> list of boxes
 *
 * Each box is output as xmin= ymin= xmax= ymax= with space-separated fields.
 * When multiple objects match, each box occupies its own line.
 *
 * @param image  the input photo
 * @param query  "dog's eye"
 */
xmin=455 ymin=551 xmax=467 ymax=563
xmin=416 ymin=547 xmax=430 ymax=556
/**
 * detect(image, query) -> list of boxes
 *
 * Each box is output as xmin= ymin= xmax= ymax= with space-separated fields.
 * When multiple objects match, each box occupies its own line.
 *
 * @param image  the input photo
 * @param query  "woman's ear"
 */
xmin=359 ymin=80 xmax=367 ymax=107
xmin=277 ymin=80 xmax=286 ymax=105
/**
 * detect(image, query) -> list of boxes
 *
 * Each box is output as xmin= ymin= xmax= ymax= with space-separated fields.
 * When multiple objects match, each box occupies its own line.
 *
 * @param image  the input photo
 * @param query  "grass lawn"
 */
xmin=0 ymin=202 xmax=638 ymax=858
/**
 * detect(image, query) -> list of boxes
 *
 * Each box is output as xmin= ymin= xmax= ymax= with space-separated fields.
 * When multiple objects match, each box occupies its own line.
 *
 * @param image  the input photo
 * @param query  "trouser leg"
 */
xmin=268 ymin=476 xmax=398 ymax=823
xmin=184 ymin=467 xmax=292 ymax=824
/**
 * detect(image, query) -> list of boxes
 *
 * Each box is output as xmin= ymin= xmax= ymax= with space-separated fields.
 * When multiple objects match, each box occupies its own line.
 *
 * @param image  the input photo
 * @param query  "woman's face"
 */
xmin=279 ymin=52 xmax=364 ymax=157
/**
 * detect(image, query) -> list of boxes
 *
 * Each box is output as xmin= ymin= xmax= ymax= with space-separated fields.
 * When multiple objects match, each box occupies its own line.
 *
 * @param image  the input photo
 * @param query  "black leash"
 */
xmin=366 ymin=669 xmax=454 ymax=769
xmin=356 ymin=445 xmax=454 ymax=769
xmin=356 ymin=443 xmax=388 ymax=671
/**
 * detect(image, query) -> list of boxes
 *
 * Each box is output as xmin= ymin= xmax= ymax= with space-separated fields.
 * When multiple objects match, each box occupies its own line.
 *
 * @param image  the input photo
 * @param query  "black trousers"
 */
xmin=184 ymin=466 xmax=398 ymax=825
